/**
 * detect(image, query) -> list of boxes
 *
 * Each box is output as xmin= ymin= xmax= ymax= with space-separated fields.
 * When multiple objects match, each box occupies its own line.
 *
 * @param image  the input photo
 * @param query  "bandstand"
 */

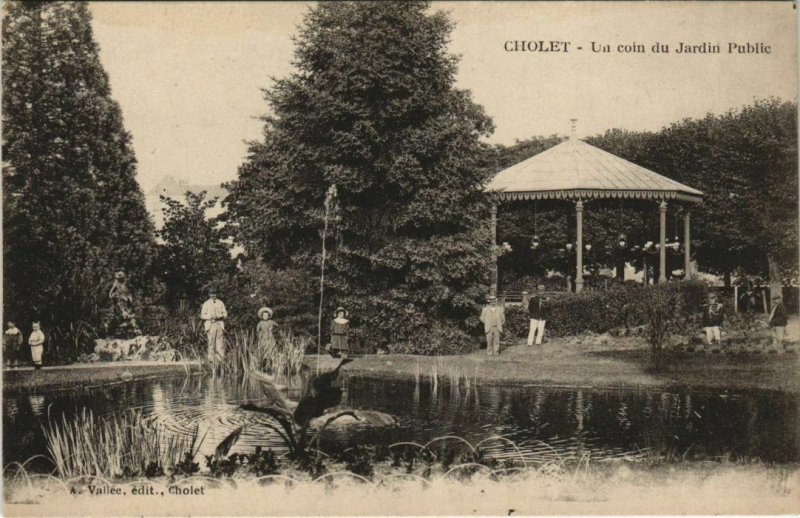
xmin=485 ymin=135 xmax=704 ymax=294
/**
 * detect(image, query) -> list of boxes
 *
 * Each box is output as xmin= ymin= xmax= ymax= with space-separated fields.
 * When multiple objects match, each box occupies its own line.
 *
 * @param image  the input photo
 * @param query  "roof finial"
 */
xmin=570 ymin=118 xmax=578 ymax=139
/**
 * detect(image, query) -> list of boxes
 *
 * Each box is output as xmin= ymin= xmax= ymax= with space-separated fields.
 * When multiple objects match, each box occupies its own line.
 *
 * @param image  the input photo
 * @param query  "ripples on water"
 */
xmin=4 ymin=373 xmax=799 ymax=471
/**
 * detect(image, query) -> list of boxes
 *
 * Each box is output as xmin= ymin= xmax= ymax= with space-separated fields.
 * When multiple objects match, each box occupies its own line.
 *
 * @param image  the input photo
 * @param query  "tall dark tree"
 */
xmin=3 ymin=2 xmax=156 ymax=330
xmin=224 ymin=2 xmax=494 ymax=353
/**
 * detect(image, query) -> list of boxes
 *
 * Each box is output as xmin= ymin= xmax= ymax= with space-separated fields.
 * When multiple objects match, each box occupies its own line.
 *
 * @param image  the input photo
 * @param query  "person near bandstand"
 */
xmin=768 ymin=294 xmax=788 ymax=350
xmin=480 ymin=295 xmax=505 ymax=356
xmin=527 ymin=285 xmax=548 ymax=346
xmin=702 ymin=292 xmax=724 ymax=347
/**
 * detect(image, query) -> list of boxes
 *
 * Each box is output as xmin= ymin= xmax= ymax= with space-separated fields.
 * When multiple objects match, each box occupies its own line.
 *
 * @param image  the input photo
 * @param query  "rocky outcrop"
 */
xmin=82 ymin=336 xmax=178 ymax=362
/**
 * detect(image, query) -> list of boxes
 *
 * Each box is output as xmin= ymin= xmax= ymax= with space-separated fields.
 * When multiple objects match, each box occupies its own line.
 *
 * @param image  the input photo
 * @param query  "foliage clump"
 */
xmin=504 ymin=281 xmax=708 ymax=339
xmin=224 ymin=2 xmax=495 ymax=354
xmin=3 ymin=2 xmax=157 ymax=348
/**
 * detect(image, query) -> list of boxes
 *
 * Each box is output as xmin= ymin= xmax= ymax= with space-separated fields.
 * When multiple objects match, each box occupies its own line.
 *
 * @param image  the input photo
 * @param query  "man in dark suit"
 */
xmin=527 ymin=285 xmax=548 ymax=346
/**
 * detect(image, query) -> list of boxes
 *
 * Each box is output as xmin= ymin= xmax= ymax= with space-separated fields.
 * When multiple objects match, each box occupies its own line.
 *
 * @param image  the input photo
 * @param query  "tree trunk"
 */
xmin=767 ymin=252 xmax=783 ymax=301
xmin=723 ymin=270 xmax=732 ymax=288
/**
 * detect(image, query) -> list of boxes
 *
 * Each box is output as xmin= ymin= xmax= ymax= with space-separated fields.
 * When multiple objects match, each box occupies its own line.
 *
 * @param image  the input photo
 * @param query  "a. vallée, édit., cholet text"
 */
xmin=504 ymin=40 xmax=773 ymax=54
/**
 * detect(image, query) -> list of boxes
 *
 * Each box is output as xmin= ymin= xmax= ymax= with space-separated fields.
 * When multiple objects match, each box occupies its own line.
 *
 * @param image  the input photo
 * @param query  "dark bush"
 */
xmin=504 ymin=280 xmax=709 ymax=338
xmin=503 ymin=306 xmax=530 ymax=339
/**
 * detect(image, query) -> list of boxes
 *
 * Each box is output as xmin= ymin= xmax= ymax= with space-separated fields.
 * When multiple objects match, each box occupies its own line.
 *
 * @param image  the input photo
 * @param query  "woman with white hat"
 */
xmin=329 ymin=307 xmax=350 ymax=358
xmin=256 ymin=307 xmax=277 ymax=370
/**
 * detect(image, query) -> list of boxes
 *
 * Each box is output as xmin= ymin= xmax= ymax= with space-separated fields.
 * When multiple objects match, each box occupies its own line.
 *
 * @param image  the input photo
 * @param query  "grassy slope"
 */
xmin=312 ymin=335 xmax=800 ymax=393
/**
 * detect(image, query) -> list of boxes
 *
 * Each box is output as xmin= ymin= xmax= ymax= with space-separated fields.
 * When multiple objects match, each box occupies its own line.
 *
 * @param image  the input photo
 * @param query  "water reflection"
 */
xmin=3 ymin=374 xmax=799 ymax=472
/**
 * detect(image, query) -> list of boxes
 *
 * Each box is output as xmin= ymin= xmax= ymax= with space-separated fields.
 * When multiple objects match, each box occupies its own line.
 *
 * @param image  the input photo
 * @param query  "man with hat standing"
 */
xmin=527 ymin=285 xmax=549 ymax=346
xmin=201 ymin=287 xmax=227 ymax=370
xmin=480 ymin=295 xmax=505 ymax=356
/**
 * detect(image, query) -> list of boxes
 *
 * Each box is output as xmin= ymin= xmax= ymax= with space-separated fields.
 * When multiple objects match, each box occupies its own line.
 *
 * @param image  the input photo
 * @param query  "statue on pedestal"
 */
xmin=109 ymin=271 xmax=141 ymax=337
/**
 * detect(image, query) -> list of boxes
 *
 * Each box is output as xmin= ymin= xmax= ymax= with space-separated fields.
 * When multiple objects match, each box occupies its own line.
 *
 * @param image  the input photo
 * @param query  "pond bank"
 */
xmin=2 ymin=360 xmax=204 ymax=394
xmin=310 ymin=334 xmax=800 ymax=394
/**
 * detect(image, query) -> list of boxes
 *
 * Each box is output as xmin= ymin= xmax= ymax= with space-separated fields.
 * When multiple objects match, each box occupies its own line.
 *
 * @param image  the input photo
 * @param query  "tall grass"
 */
xmin=149 ymin=301 xmax=206 ymax=360
xmin=222 ymin=329 xmax=309 ymax=379
xmin=42 ymin=409 xmax=199 ymax=479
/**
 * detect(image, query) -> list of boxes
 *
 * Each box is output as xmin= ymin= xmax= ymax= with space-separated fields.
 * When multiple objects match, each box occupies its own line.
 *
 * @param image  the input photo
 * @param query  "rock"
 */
xmin=93 ymin=335 xmax=177 ymax=362
xmin=310 ymin=410 xmax=398 ymax=431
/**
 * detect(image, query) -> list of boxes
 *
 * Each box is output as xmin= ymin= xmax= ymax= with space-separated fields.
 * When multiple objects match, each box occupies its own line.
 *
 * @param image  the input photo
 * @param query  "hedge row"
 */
xmin=505 ymin=280 xmax=709 ymax=338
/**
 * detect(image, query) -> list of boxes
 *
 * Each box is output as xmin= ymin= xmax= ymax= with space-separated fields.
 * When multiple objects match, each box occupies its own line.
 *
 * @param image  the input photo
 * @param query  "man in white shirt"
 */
xmin=200 ymin=287 xmax=227 ymax=369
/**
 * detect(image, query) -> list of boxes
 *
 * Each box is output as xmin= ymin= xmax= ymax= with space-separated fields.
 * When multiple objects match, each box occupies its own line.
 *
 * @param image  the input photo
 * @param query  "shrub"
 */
xmin=503 ymin=306 xmax=530 ymax=339
xmin=387 ymin=322 xmax=478 ymax=356
xmin=641 ymin=286 xmax=681 ymax=371
xmin=503 ymin=280 xmax=709 ymax=338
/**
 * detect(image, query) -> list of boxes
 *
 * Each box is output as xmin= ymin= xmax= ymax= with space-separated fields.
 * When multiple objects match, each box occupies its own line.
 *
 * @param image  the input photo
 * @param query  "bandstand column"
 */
xmin=576 ymin=200 xmax=584 ymax=293
xmin=684 ymin=210 xmax=692 ymax=280
xmin=658 ymin=200 xmax=667 ymax=283
xmin=491 ymin=204 xmax=498 ymax=296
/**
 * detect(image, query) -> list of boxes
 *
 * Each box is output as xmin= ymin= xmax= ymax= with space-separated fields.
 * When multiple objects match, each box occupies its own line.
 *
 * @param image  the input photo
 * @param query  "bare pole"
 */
xmin=317 ymin=185 xmax=337 ymax=373
xmin=659 ymin=201 xmax=667 ymax=283
xmin=490 ymin=204 xmax=498 ymax=296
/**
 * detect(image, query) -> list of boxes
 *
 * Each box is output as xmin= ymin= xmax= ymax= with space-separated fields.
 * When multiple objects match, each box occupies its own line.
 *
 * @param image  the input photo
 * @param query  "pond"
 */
xmin=4 ymin=373 xmax=799 ymax=473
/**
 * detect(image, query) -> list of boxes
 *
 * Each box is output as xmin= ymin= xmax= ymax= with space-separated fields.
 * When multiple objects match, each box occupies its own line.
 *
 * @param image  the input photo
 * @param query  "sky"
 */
xmin=88 ymin=2 xmax=798 ymax=192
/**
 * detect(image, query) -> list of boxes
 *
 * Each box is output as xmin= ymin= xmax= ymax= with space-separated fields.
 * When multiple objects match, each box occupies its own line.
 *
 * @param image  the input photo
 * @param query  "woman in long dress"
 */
xmin=329 ymin=307 xmax=349 ymax=357
xmin=256 ymin=307 xmax=277 ymax=371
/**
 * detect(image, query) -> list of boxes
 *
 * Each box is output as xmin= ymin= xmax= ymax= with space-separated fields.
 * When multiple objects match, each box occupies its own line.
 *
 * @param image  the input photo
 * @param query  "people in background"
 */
xmin=328 ymin=307 xmax=350 ymax=358
xmin=702 ymin=292 xmax=724 ymax=347
xmin=480 ymin=295 xmax=505 ymax=356
xmin=256 ymin=306 xmax=277 ymax=371
xmin=28 ymin=322 xmax=45 ymax=370
xmin=4 ymin=321 xmax=22 ymax=368
xmin=527 ymin=285 xmax=548 ymax=346
xmin=738 ymin=286 xmax=757 ymax=313
xmin=201 ymin=287 xmax=227 ymax=371
xmin=768 ymin=294 xmax=788 ymax=349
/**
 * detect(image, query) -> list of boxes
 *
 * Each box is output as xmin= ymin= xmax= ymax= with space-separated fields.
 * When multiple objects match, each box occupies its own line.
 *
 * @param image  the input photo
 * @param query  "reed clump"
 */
xmin=42 ymin=409 xmax=200 ymax=479
xmin=223 ymin=329 xmax=309 ymax=378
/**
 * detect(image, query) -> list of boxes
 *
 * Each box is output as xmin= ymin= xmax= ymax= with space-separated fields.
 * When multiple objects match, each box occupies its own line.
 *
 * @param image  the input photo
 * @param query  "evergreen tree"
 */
xmin=224 ymin=2 xmax=494 ymax=353
xmin=3 ymin=2 xmax=156 ymax=331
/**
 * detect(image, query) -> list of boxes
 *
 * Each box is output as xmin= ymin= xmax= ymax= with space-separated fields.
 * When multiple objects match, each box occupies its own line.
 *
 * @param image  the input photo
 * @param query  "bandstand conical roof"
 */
xmin=485 ymin=137 xmax=703 ymax=203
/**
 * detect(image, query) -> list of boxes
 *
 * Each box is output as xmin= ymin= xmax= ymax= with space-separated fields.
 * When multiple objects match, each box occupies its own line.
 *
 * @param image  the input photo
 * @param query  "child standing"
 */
xmin=702 ymin=292 xmax=724 ymax=347
xmin=4 ymin=322 xmax=22 ymax=367
xmin=256 ymin=307 xmax=277 ymax=370
xmin=768 ymin=294 xmax=788 ymax=349
xmin=28 ymin=322 xmax=45 ymax=370
xmin=328 ymin=307 xmax=350 ymax=358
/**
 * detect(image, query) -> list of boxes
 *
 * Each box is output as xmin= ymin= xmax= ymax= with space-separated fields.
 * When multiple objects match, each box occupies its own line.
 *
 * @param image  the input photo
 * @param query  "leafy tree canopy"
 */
xmin=3 ymin=1 xmax=157 ymax=330
xmin=224 ymin=1 xmax=494 ymax=353
xmin=157 ymin=192 xmax=235 ymax=307
xmin=491 ymin=99 xmax=797 ymax=288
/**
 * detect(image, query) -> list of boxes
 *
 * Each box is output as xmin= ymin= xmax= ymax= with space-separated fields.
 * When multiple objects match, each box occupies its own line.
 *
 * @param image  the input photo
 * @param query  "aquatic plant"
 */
xmin=223 ymin=359 xmax=357 ymax=467
xmin=150 ymin=301 xmax=206 ymax=359
xmin=222 ymin=329 xmax=309 ymax=379
xmin=42 ymin=409 xmax=202 ymax=479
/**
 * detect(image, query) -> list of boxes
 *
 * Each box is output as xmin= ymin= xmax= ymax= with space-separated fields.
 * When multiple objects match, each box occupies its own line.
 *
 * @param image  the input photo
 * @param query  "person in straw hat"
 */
xmin=480 ymin=294 xmax=505 ymax=356
xmin=256 ymin=306 xmax=278 ymax=370
xmin=768 ymin=293 xmax=788 ymax=349
xmin=200 ymin=287 xmax=227 ymax=371
xmin=328 ymin=307 xmax=350 ymax=358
